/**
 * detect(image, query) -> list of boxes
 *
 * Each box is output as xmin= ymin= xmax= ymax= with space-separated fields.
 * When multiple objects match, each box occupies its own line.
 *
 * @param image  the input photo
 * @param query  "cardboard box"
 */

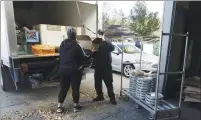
xmin=184 ymin=95 xmax=201 ymax=103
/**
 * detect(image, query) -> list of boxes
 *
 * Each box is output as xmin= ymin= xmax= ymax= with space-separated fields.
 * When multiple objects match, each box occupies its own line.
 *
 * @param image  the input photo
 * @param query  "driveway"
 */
xmin=0 ymin=69 xmax=200 ymax=120
xmin=0 ymin=70 xmax=150 ymax=120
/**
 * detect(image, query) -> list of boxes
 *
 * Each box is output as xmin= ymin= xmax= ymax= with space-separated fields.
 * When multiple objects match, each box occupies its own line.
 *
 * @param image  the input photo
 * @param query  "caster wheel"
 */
xmin=148 ymin=113 xmax=155 ymax=120
xmin=121 ymin=95 xmax=129 ymax=101
xmin=135 ymin=104 xmax=141 ymax=109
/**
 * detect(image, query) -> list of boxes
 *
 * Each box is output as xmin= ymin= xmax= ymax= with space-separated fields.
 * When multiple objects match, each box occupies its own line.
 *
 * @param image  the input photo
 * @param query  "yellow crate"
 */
xmin=32 ymin=45 xmax=56 ymax=56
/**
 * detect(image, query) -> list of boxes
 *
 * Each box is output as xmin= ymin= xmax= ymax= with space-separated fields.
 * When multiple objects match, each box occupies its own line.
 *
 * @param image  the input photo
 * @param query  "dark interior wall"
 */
xmin=164 ymin=1 xmax=201 ymax=98
xmin=167 ymin=5 xmax=188 ymax=73
xmin=164 ymin=2 xmax=189 ymax=98
xmin=166 ymin=1 xmax=201 ymax=76
xmin=187 ymin=2 xmax=201 ymax=76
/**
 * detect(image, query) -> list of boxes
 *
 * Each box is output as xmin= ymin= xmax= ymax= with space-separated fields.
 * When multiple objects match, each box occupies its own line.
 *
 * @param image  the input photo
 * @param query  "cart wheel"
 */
xmin=121 ymin=95 xmax=129 ymax=101
xmin=148 ymin=113 xmax=155 ymax=120
xmin=135 ymin=104 xmax=141 ymax=109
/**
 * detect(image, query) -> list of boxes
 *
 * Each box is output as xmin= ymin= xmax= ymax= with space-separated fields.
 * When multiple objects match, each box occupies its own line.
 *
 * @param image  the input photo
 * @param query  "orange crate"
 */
xmin=31 ymin=45 xmax=56 ymax=56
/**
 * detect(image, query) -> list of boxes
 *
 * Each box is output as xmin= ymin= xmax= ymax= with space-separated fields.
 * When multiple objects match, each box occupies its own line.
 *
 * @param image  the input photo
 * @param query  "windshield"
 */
xmin=117 ymin=44 xmax=141 ymax=54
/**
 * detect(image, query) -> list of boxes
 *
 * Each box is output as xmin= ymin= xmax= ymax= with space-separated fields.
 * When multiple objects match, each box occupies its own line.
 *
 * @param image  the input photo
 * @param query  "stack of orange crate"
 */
xmin=32 ymin=45 xmax=56 ymax=56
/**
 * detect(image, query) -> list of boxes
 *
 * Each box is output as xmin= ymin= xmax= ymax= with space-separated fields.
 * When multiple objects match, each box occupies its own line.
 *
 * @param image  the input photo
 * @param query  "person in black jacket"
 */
xmin=57 ymin=27 xmax=85 ymax=113
xmin=92 ymin=30 xmax=117 ymax=105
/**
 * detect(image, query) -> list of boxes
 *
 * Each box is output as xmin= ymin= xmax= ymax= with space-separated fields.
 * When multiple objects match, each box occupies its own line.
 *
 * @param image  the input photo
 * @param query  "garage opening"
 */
xmin=163 ymin=1 xmax=201 ymax=105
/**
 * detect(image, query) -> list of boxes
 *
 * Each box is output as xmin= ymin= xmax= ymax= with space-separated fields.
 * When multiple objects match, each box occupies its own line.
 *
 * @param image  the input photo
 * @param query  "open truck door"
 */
xmin=1 ymin=1 xmax=100 ymax=91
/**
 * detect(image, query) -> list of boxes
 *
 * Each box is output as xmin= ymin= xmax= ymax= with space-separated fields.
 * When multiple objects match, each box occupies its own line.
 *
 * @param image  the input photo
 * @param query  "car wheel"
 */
xmin=123 ymin=64 xmax=134 ymax=77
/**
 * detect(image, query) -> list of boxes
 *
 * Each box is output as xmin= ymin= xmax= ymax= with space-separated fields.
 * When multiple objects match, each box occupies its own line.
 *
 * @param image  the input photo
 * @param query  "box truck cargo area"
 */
xmin=1 ymin=1 xmax=99 ymax=91
xmin=159 ymin=1 xmax=201 ymax=99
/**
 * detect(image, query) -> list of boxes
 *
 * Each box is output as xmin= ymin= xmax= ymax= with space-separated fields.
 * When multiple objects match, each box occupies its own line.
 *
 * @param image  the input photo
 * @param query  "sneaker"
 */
xmin=73 ymin=105 xmax=83 ymax=112
xmin=57 ymin=107 xmax=64 ymax=113
xmin=93 ymin=96 xmax=104 ymax=102
xmin=110 ymin=99 xmax=117 ymax=105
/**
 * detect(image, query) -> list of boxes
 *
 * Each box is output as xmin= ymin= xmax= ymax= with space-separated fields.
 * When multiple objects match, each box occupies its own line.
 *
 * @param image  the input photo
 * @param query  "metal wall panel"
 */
xmin=158 ymin=1 xmax=176 ymax=93
xmin=4 ymin=1 xmax=18 ymax=57
xmin=1 ymin=1 xmax=11 ymax=67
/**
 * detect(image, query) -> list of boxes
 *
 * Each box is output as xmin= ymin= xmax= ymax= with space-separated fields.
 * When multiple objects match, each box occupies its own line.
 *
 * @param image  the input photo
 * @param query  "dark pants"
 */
xmin=58 ymin=69 xmax=83 ymax=104
xmin=94 ymin=65 xmax=115 ymax=99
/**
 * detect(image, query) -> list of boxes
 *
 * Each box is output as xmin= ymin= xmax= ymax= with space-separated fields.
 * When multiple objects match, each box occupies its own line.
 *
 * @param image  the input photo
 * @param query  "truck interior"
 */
xmin=158 ymin=3 xmax=201 ymax=118
xmin=162 ymin=1 xmax=201 ymax=99
xmin=13 ymin=1 xmax=97 ymax=32
xmin=2 ymin=1 xmax=97 ymax=91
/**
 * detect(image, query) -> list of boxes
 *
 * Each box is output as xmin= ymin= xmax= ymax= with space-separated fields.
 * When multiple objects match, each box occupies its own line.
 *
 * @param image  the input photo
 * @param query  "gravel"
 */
xmin=1 ymin=88 xmax=120 ymax=120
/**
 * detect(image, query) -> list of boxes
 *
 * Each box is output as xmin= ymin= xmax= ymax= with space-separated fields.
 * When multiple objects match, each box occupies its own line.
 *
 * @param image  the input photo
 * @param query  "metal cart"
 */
xmin=120 ymin=32 xmax=189 ymax=120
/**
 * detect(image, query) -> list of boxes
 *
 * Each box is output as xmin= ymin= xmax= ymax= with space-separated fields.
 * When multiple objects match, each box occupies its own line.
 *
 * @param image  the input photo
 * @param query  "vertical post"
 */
xmin=76 ymin=1 xmax=84 ymax=35
xmin=179 ymin=32 xmax=189 ymax=108
xmin=154 ymin=31 xmax=164 ymax=118
xmin=120 ymin=36 xmax=124 ymax=96
xmin=96 ymin=0 xmax=98 ymax=37
xmin=139 ymin=38 xmax=143 ymax=70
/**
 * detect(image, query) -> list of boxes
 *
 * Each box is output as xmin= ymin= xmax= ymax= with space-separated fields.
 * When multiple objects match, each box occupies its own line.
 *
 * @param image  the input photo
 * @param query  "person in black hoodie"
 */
xmin=92 ymin=30 xmax=117 ymax=105
xmin=57 ymin=27 xmax=85 ymax=113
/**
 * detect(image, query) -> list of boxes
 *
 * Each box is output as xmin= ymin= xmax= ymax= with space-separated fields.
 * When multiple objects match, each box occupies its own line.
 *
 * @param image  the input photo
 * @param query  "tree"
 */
xmin=102 ymin=2 xmax=112 ymax=28
xmin=102 ymin=2 xmax=128 ymax=28
xmin=129 ymin=2 xmax=160 ymax=40
xmin=111 ymin=9 xmax=128 ymax=26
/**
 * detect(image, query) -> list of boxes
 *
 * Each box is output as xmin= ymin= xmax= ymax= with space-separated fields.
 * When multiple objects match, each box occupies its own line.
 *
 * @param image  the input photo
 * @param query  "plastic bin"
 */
xmin=31 ymin=45 xmax=56 ymax=56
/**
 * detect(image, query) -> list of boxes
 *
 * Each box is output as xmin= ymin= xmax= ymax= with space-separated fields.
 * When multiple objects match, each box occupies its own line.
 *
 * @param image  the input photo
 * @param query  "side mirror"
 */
xmin=113 ymin=51 xmax=120 ymax=55
xmin=118 ymin=50 xmax=123 ymax=55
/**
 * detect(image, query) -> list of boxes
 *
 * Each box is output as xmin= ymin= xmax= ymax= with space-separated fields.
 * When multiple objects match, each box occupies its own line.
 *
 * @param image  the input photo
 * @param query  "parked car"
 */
xmin=111 ymin=42 xmax=158 ymax=77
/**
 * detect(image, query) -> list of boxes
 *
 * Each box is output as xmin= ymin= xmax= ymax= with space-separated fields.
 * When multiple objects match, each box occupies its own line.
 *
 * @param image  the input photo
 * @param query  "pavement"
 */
xmin=0 ymin=70 xmax=200 ymax=120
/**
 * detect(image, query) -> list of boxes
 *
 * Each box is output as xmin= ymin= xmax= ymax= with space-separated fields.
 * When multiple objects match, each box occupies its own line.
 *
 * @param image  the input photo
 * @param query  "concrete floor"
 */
xmin=0 ymin=70 xmax=200 ymax=120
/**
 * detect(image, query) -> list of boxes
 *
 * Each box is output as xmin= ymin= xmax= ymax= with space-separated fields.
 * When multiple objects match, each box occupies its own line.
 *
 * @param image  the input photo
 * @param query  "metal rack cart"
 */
xmin=120 ymin=32 xmax=189 ymax=120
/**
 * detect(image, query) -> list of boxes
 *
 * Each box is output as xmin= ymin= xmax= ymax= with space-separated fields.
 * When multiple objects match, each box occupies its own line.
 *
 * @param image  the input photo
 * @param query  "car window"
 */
xmin=124 ymin=45 xmax=137 ymax=53
xmin=117 ymin=44 xmax=141 ymax=54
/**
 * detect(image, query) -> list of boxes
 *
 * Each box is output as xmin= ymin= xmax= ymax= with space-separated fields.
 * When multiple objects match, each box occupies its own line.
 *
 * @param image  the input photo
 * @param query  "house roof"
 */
xmin=104 ymin=25 xmax=134 ymax=37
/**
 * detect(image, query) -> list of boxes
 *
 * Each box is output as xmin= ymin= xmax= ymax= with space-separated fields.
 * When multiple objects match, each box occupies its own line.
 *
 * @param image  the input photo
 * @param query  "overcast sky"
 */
xmin=103 ymin=1 xmax=164 ymax=20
